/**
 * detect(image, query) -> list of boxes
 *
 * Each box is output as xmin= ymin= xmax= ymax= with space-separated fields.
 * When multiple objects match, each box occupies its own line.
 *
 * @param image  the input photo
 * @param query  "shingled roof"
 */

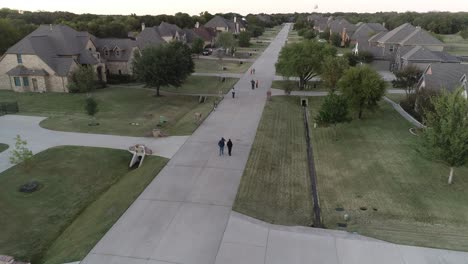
xmin=375 ymin=23 xmax=443 ymax=46
xmin=329 ymin=18 xmax=357 ymax=35
xmin=136 ymin=27 xmax=165 ymax=49
xmin=192 ymin=26 xmax=216 ymax=42
xmin=5 ymin=24 xmax=99 ymax=76
xmin=352 ymin=23 xmax=388 ymax=42
xmin=96 ymin=38 xmax=137 ymax=61
xmin=421 ymin=63 xmax=468 ymax=92
xmin=401 ymin=46 xmax=459 ymax=63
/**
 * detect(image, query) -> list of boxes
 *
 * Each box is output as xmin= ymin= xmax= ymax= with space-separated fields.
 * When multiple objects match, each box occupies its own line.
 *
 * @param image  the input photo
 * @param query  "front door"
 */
xmin=32 ymin=78 xmax=38 ymax=92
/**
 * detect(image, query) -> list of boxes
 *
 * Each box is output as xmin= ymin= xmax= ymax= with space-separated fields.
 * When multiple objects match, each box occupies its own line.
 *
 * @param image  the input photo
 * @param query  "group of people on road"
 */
xmin=230 ymin=67 xmax=260 ymax=98
xmin=218 ymin=137 xmax=233 ymax=156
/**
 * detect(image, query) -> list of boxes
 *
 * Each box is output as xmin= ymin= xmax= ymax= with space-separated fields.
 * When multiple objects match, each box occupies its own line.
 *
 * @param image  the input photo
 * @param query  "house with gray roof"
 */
xmin=351 ymin=23 xmax=387 ymax=45
xmin=192 ymin=23 xmax=216 ymax=47
xmin=136 ymin=22 xmax=187 ymax=50
xmin=367 ymin=23 xmax=444 ymax=62
xmin=395 ymin=45 xmax=460 ymax=71
xmin=95 ymin=38 xmax=139 ymax=75
xmin=204 ymin=15 xmax=246 ymax=34
xmin=417 ymin=63 xmax=468 ymax=99
xmin=0 ymin=24 xmax=106 ymax=92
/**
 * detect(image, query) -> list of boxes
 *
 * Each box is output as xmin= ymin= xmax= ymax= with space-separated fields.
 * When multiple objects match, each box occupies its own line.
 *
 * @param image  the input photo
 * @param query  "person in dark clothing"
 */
xmin=218 ymin=138 xmax=226 ymax=156
xmin=251 ymin=79 xmax=255 ymax=90
xmin=231 ymin=87 xmax=235 ymax=98
xmin=256 ymin=80 xmax=259 ymax=88
xmin=227 ymin=139 xmax=233 ymax=156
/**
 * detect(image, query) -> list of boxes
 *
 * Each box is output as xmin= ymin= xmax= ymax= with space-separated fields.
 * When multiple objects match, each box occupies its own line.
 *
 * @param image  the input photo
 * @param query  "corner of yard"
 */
xmin=0 ymin=146 xmax=168 ymax=263
xmin=234 ymin=95 xmax=468 ymax=251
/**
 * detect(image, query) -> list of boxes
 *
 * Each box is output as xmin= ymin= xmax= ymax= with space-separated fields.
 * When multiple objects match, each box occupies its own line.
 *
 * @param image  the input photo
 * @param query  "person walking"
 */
xmin=250 ymin=79 xmax=255 ymax=90
xmin=227 ymin=139 xmax=233 ymax=156
xmin=231 ymin=87 xmax=235 ymax=98
xmin=218 ymin=138 xmax=226 ymax=156
xmin=256 ymin=80 xmax=259 ymax=89
xmin=253 ymin=68 xmax=256 ymax=74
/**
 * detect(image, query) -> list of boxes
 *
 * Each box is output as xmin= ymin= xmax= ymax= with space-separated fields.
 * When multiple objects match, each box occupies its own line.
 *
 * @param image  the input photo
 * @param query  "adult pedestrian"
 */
xmin=218 ymin=137 xmax=226 ymax=156
xmin=227 ymin=139 xmax=233 ymax=156
xmin=250 ymin=79 xmax=255 ymax=90
xmin=231 ymin=87 xmax=236 ymax=98
xmin=253 ymin=68 xmax=256 ymax=74
xmin=256 ymin=80 xmax=259 ymax=88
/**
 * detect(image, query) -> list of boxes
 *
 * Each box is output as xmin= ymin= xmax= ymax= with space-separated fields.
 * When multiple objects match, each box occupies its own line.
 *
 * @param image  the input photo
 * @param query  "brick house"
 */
xmin=204 ymin=15 xmax=246 ymax=34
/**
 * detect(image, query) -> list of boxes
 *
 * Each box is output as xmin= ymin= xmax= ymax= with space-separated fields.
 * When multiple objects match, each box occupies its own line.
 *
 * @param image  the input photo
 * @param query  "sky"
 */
xmin=3 ymin=0 xmax=468 ymax=15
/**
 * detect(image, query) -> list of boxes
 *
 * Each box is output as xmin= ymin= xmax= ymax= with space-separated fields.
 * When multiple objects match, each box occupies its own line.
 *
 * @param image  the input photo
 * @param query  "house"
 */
xmin=417 ymin=63 xmax=468 ymax=98
xmin=328 ymin=18 xmax=357 ymax=46
xmin=367 ymin=23 xmax=444 ymax=62
xmin=395 ymin=45 xmax=460 ymax=71
xmin=204 ymin=15 xmax=246 ymax=34
xmin=192 ymin=22 xmax=216 ymax=48
xmin=135 ymin=22 xmax=186 ymax=49
xmin=351 ymin=23 xmax=387 ymax=46
xmin=95 ymin=38 xmax=139 ymax=75
xmin=0 ymin=24 xmax=106 ymax=93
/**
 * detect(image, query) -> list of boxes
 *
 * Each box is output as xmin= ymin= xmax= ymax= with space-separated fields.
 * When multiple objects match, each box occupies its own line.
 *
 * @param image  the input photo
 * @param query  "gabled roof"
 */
xmin=352 ymin=23 xmax=388 ymax=42
xmin=158 ymin=22 xmax=184 ymax=37
xmin=422 ymin=63 xmax=468 ymax=92
xmin=183 ymin=29 xmax=197 ymax=43
xmin=329 ymin=18 xmax=357 ymax=34
xmin=205 ymin=15 xmax=233 ymax=30
xmin=96 ymin=38 xmax=137 ymax=61
xmin=192 ymin=26 xmax=216 ymax=42
xmin=368 ymin=31 xmax=387 ymax=43
xmin=401 ymin=46 xmax=459 ymax=63
xmin=375 ymin=23 xmax=443 ymax=46
xmin=136 ymin=27 xmax=165 ymax=49
xmin=6 ymin=24 xmax=97 ymax=76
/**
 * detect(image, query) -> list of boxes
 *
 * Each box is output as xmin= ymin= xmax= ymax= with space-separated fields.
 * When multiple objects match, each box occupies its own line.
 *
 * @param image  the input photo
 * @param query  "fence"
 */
xmin=0 ymin=101 xmax=19 ymax=115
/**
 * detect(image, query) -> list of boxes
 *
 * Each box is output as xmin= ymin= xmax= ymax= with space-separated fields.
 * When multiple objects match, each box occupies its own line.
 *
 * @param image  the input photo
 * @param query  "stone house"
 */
xmin=204 ymin=15 xmax=246 ymax=34
xmin=328 ymin=18 xmax=357 ymax=46
xmin=96 ymin=38 xmax=138 ymax=75
xmin=192 ymin=22 xmax=216 ymax=48
xmin=136 ymin=22 xmax=187 ymax=50
xmin=0 ymin=24 xmax=106 ymax=93
xmin=417 ymin=63 xmax=468 ymax=99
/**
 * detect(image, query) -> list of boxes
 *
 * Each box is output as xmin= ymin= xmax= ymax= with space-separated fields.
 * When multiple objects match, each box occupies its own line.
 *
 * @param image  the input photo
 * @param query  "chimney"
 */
xmin=195 ymin=21 xmax=200 ymax=28
xmin=234 ymin=16 xmax=237 ymax=23
xmin=49 ymin=24 xmax=53 ymax=31
xmin=382 ymin=22 xmax=386 ymax=29
xmin=141 ymin=22 xmax=145 ymax=31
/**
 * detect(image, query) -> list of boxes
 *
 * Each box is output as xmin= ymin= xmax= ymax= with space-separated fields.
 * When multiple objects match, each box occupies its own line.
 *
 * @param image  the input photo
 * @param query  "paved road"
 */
xmin=34 ymin=23 xmax=463 ymax=263
xmin=270 ymin=88 xmax=406 ymax=97
xmin=82 ymin=23 xmax=292 ymax=264
xmin=0 ymin=115 xmax=188 ymax=173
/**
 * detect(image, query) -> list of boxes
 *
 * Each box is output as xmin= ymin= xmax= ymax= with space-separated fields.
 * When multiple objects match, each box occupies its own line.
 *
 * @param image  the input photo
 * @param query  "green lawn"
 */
xmin=0 ymin=146 xmax=168 ymax=263
xmin=0 ymin=85 xmax=216 ymax=137
xmin=159 ymin=76 xmax=237 ymax=94
xmin=194 ymin=58 xmax=252 ymax=73
xmin=234 ymin=96 xmax=468 ymax=251
xmin=0 ymin=143 xmax=8 ymax=153
xmin=441 ymin=34 xmax=468 ymax=56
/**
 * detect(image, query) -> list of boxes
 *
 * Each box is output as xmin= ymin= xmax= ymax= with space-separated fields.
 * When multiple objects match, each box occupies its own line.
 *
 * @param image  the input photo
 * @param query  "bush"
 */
xmin=238 ymin=31 xmax=252 ymax=47
xmin=248 ymin=25 xmax=265 ymax=38
xmin=319 ymin=30 xmax=330 ymax=40
xmin=315 ymin=93 xmax=350 ymax=125
xmin=303 ymin=30 xmax=317 ymax=40
xmin=85 ymin=97 xmax=98 ymax=117
xmin=461 ymin=29 xmax=468 ymax=39
xmin=330 ymin=32 xmax=342 ymax=47
xmin=343 ymin=51 xmax=374 ymax=66
xmin=68 ymin=66 xmax=97 ymax=93
xmin=298 ymin=28 xmax=307 ymax=36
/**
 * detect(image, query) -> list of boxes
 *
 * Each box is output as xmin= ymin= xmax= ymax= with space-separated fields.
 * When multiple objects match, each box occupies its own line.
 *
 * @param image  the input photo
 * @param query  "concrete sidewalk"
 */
xmin=0 ymin=115 xmax=188 ymax=173
xmin=82 ymin=23 xmax=293 ymax=264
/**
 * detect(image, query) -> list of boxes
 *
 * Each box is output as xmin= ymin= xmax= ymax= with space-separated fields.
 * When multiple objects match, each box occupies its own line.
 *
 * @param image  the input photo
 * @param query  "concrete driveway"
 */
xmin=0 ymin=115 xmax=188 ymax=173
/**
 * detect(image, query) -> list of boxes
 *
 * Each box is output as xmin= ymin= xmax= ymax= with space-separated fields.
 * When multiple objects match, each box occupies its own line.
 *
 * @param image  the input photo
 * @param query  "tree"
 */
xmin=330 ymin=32 xmax=342 ymax=47
xmin=217 ymin=32 xmax=235 ymax=53
xmin=276 ymin=40 xmax=336 ymax=90
xmin=248 ymin=25 xmax=265 ymax=38
xmin=338 ymin=66 xmax=386 ymax=119
xmin=319 ymin=29 xmax=330 ymax=41
xmin=191 ymin=38 xmax=205 ymax=58
xmin=303 ymin=30 xmax=317 ymax=40
xmin=392 ymin=65 xmax=423 ymax=100
xmin=238 ymin=31 xmax=251 ymax=47
xmin=321 ymin=56 xmax=349 ymax=92
xmin=460 ymin=29 xmax=468 ymax=39
xmin=85 ymin=97 xmax=98 ymax=118
xmin=68 ymin=65 xmax=97 ymax=93
xmin=420 ymin=88 xmax=468 ymax=184
xmin=9 ymin=135 xmax=33 ymax=170
xmin=133 ymin=42 xmax=194 ymax=96
xmin=315 ymin=93 xmax=350 ymax=139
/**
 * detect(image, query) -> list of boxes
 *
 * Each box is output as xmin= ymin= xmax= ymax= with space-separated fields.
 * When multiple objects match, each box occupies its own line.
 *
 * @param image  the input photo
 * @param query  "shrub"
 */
xmin=106 ymin=74 xmax=136 ymax=84
xmin=461 ymin=29 xmax=468 ymax=39
xmin=68 ymin=65 xmax=97 ymax=93
xmin=315 ymin=93 xmax=350 ymax=125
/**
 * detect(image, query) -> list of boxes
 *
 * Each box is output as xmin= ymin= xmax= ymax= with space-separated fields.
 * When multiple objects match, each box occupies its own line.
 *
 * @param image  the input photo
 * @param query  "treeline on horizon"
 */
xmin=1 ymin=8 xmax=468 ymax=54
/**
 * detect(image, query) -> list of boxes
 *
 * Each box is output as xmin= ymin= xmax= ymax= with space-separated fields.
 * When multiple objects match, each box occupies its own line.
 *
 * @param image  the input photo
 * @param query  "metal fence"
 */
xmin=0 ymin=101 xmax=19 ymax=115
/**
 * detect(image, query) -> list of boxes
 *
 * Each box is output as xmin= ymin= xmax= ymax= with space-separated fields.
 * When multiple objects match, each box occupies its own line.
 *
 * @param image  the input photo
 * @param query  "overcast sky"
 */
xmin=3 ymin=0 xmax=468 ymax=15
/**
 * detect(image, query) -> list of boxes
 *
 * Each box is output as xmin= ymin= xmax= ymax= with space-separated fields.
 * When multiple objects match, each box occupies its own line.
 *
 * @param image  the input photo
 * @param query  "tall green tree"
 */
xmin=238 ymin=31 xmax=251 ymax=47
xmin=321 ymin=56 xmax=349 ymax=92
xmin=330 ymin=32 xmax=342 ymax=47
xmin=420 ymin=88 xmax=468 ymax=184
xmin=217 ymin=32 xmax=235 ymax=53
xmin=392 ymin=65 xmax=423 ymax=100
xmin=68 ymin=65 xmax=97 ymax=93
xmin=191 ymin=38 xmax=205 ymax=58
xmin=133 ymin=42 xmax=194 ymax=96
xmin=276 ymin=40 xmax=336 ymax=90
xmin=338 ymin=66 xmax=386 ymax=119
xmin=315 ymin=93 xmax=350 ymax=139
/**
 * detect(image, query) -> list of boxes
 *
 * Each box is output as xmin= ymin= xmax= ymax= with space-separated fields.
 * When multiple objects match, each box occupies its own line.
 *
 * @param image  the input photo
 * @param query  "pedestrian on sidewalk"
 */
xmin=256 ymin=80 xmax=259 ymax=88
xmin=218 ymin=137 xmax=226 ymax=156
xmin=253 ymin=68 xmax=256 ymax=74
xmin=227 ymin=139 xmax=233 ymax=156
xmin=250 ymin=79 xmax=255 ymax=90
xmin=231 ymin=87 xmax=235 ymax=98
xmin=250 ymin=68 xmax=253 ymax=75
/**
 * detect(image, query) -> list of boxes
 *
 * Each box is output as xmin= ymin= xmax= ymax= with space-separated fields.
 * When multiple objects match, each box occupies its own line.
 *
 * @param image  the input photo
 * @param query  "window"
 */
xmin=13 ymin=77 xmax=21 ymax=87
xmin=17 ymin=54 xmax=22 ymax=64
xmin=22 ymin=77 xmax=29 ymax=86
xmin=115 ymin=50 xmax=120 ymax=56
xmin=389 ymin=45 xmax=395 ymax=52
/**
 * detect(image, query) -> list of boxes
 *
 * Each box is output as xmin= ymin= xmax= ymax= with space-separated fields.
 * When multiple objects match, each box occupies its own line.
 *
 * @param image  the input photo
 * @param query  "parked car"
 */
xmin=202 ymin=49 xmax=212 ymax=56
